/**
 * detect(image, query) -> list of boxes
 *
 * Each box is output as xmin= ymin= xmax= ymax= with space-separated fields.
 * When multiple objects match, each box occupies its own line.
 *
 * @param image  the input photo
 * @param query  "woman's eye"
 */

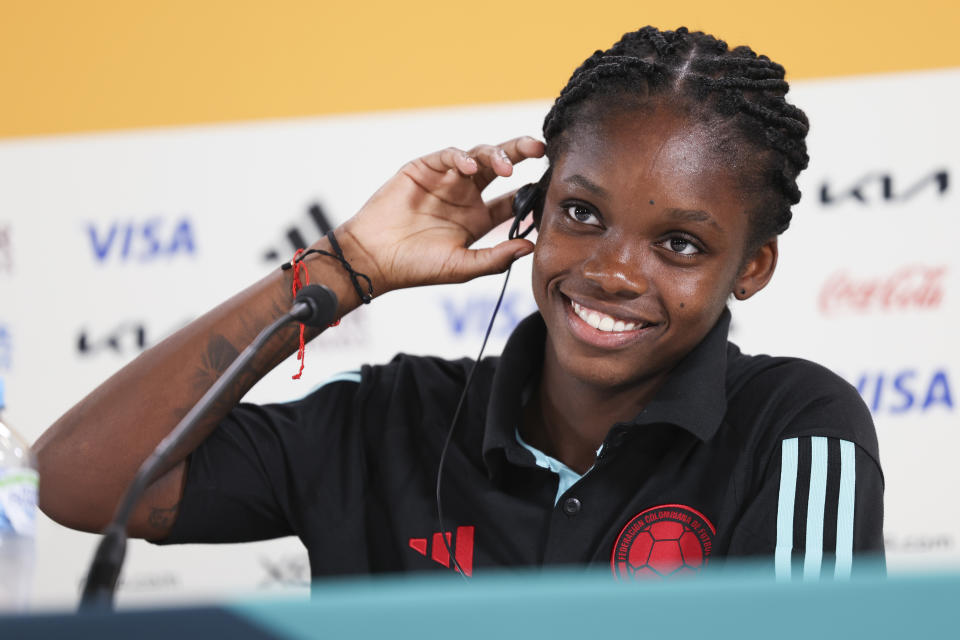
xmin=564 ymin=205 xmax=599 ymax=226
xmin=664 ymin=237 xmax=701 ymax=256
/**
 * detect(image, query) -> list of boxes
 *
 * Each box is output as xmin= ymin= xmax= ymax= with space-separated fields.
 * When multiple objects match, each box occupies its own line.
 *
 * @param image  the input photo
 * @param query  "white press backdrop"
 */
xmin=0 ymin=68 xmax=956 ymax=609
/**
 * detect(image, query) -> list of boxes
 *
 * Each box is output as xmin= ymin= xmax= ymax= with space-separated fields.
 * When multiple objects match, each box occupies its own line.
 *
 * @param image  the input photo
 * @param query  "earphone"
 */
xmin=508 ymin=178 xmax=545 ymax=240
xmin=434 ymin=174 xmax=547 ymax=578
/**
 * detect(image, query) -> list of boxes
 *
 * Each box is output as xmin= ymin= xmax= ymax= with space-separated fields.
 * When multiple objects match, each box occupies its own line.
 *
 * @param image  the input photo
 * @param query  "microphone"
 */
xmin=79 ymin=285 xmax=339 ymax=611
xmin=291 ymin=284 xmax=339 ymax=327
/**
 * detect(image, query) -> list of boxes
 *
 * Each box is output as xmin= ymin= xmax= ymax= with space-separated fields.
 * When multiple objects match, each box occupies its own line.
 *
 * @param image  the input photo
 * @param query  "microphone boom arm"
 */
xmin=80 ymin=286 xmax=337 ymax=611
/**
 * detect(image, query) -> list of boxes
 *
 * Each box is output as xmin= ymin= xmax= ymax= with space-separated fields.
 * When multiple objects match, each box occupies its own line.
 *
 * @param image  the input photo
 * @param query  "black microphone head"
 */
xmin=293 ymin=284 xmax=339 ymax=327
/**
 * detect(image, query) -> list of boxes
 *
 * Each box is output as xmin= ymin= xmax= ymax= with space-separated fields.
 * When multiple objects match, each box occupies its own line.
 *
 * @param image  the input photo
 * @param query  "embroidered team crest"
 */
xmin=611 ymin=504 xmax=716 ymax=579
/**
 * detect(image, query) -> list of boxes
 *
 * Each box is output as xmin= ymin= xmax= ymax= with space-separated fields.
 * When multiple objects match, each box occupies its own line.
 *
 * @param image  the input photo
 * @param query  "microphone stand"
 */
xmin=79 ymin=286 xmax=336 ymax=611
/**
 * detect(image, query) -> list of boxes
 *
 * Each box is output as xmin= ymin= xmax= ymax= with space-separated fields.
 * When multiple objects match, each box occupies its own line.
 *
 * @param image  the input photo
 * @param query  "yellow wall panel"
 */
xmin=1 ymin=0 xmax=958 ymax=138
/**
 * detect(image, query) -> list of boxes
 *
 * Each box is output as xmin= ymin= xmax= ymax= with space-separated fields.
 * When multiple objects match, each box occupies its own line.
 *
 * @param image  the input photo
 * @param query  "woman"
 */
xmin=35 ymin=26 xmax=883 ymax=581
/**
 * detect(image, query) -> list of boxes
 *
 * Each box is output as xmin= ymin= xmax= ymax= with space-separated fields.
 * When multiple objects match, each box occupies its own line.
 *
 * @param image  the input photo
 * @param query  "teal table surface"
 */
xmin=1 ymin=562 xmax=952 ymax=639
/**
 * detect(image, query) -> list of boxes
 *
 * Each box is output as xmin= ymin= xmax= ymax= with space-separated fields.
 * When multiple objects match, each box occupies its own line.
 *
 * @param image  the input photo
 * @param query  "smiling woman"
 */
xmin=530 ymin=106 xmax=778 ymax=468
xmin=35 ymin=26 xmax=882 ymax=583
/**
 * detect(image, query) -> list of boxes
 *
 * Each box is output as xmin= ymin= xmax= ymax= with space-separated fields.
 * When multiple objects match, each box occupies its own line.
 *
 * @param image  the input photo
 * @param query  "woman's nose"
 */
xmin=581 ymin=237 xmax=649 ymax=299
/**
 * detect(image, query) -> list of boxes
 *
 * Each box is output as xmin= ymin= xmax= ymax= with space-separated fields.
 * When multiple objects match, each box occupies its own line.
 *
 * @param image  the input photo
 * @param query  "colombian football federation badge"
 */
xmin=611 ymin=504 xmax=716 ymax=579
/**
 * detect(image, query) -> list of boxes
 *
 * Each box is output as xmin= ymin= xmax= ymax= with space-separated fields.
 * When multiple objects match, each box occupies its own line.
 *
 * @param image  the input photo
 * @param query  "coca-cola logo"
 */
xmin=819 ymin=265 xmax=947 ymax=315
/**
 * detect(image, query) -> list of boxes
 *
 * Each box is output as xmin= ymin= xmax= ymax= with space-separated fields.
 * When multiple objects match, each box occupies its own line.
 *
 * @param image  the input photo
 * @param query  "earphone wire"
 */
xmin=435 ymin=263 xmax=514 ymax=581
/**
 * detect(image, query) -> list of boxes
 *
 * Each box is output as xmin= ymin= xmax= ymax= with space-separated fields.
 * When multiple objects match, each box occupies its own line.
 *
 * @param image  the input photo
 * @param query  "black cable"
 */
xmin=435 ymin=264 xmax=514 ymax=580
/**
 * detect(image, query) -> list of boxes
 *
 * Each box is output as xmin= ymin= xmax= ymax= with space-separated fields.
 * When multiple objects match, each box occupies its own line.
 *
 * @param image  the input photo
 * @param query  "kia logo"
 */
xmin=820 ymin=169 xmax=949 ymax=206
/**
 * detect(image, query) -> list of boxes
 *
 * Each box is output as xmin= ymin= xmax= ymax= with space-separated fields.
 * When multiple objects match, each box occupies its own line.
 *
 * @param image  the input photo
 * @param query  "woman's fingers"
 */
xmin=345 ymin=139 xmax=545 ymax=292
xmin=407 ymin=138 xmax=545 ymax=194
xmin=400 ymin=147 xmax=482 ymax=212
xmin=418 ymin=146 xmax=479 ymax=176
xmin=502 ymin=136 xmax=547 ymax=163
xmin=449 ymin=238 xmax=535 ymax=282
xmin=468 ymin=136 xmax=546 ymax=190
xmin=471 ymin=143 xmax=515 ymax=177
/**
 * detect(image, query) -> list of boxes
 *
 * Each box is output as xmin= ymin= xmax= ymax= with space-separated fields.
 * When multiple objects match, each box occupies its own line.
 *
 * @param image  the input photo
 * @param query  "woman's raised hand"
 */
xmin=336 ymin=136 xmax=545 ymax=295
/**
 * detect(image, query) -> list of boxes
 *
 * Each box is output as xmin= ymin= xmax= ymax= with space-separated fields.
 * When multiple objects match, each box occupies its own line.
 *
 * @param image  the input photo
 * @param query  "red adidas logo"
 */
xmin=408 ymin=526 xmax=474 ymax=576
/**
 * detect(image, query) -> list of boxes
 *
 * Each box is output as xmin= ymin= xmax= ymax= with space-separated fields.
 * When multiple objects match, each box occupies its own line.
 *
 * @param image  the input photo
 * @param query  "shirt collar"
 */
xmin=626 ymin=307 xmax=730 ymax=440
xmin=482 ymin=313 xmax=545 ymax=473
xmin=482 ymin=308 xmax=732 ymax=472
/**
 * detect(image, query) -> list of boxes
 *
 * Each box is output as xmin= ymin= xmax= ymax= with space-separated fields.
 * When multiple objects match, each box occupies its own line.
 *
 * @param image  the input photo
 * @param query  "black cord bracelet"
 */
xmin=281 ymin=231 xmax=374 ymax=304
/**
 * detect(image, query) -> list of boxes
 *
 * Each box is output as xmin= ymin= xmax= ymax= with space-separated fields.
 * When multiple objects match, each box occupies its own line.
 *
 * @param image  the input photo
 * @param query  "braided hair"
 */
xmin=542 ymin=26 xmax=810 ymax=254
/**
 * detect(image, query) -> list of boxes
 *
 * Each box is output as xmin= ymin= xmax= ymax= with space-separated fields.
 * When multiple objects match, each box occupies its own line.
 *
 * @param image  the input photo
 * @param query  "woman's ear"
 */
xmin=733 ymin=238 xmax=778 ymax=300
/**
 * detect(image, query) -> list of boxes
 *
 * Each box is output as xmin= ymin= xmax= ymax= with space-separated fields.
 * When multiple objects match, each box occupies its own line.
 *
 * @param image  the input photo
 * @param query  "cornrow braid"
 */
xmin=543 ymin=57 xmax=667 ymax=141
xmin=542 ymin=26 xmax=810 ymax=249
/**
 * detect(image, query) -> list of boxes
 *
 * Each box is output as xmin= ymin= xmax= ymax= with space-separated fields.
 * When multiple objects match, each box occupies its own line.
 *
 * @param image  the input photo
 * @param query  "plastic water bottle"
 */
xmin=0 ymin=378 xmax=38 ymax=611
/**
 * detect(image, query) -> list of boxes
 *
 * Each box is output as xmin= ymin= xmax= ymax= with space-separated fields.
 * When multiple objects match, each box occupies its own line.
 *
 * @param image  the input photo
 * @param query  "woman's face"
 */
xmin=532 ymin=105 xmax=776 ymax=391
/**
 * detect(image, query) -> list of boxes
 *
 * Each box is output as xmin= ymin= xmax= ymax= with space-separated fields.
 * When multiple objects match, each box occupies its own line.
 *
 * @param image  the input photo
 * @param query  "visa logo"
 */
xmin=853 ymin=368 xmax=953 ymax=414
xmin=441 ymin=294 xmax=534 ymax=338
xmin=87 ymin=217 xmax=197 ymax=263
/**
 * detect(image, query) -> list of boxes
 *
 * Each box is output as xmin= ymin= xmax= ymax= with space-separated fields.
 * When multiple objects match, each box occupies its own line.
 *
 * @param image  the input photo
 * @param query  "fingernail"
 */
xmin=513 ymin=246 xmax=532 ymax=259
xmin=499 ymin=149 xmax=512 ymax=165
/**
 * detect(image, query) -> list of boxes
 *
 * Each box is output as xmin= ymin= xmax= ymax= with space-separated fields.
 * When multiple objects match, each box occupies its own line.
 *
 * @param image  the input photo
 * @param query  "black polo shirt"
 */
xmin=158 ymin=308 xmax=884 ymax=581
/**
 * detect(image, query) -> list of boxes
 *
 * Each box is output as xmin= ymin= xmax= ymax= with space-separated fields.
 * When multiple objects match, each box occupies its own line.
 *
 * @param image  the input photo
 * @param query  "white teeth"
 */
xmin=570 ymin=300 xmax=644 ymax=333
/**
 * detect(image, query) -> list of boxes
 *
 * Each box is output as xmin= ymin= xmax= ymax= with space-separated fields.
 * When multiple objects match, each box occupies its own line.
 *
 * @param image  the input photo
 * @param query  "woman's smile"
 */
xmin=562 ymin=293 xmax=660 ymax=349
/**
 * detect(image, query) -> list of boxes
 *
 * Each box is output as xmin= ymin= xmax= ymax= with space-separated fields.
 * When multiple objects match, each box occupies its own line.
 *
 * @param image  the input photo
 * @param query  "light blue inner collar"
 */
xmin=515 ymin=428 xmax=602 ymax=506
